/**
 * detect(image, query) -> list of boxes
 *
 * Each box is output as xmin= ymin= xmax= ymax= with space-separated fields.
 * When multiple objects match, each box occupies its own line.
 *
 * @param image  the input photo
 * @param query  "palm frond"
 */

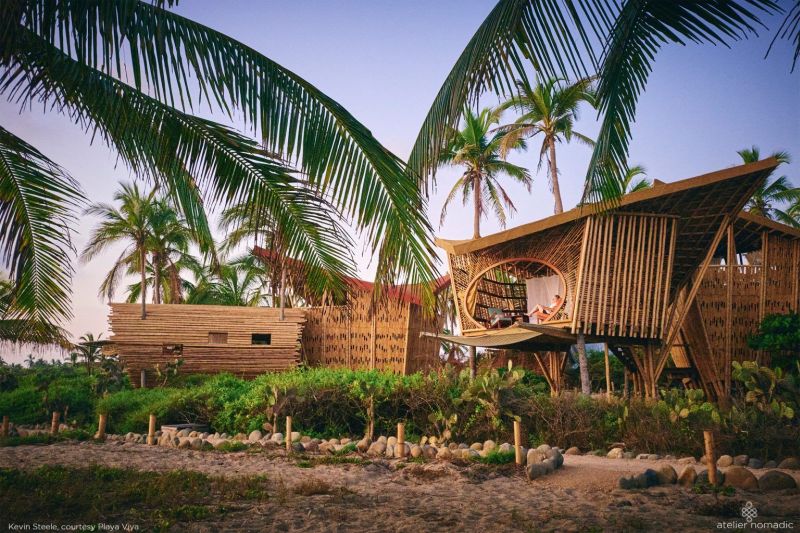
xmin=0 ymin=126 xmax=84 ymax=324
xmin=768 ymin=0 xmax=800 ymax=71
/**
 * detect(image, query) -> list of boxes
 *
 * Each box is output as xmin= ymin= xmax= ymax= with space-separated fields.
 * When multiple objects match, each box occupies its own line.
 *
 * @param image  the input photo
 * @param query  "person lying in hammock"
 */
xmin=528 ymin=294 xmax=563 ymax=322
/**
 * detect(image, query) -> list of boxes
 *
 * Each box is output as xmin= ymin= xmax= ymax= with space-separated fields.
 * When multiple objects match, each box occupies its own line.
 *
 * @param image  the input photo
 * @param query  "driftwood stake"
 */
xmin=147 ymin=414 xmax=156 ymax=445
xmin=2 ymin=415 xmax=8 ymax=438
xmin=96 ymin=414 xmax=107 ymax=440
xmin=604 ymin=344 xmax=612 ymax=399
xmin=50 ymin=411 xmax=60 ymax=435
xmin=397 ymin=423 xmax=405 ymax=458
xmin=513 ymin=420 xmax=523 ymax=465
xmin=703 ymin=430 xmax=717 ymax=485
xmin=286 ymin=416 xmax=292 ymax=453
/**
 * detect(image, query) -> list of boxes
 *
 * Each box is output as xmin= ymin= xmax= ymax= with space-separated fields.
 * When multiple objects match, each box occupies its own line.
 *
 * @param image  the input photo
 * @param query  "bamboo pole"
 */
xmin=397 ymin=423 xmax=405 ymax=458
xmin=2 ymin=415 xmax=8 ymax=438
xmin=146 ymin=414 xmax=156 ymax=445
xmin=604 ymin=344 xmax=611 ymax=399
xmin=513 ymin=420 xmax=523 ymax=465
xmin=50 ymin=411 xmax=60 ymax=435
xmin=286 ymin=416 xmax=292 ymax=453
xmin=96 ymin=414 xmax=107 ymax=441
xmin=703 ymin=430 xmax=717 ymax=486
xmin=140 ymin=369 xmax=146 ymax=389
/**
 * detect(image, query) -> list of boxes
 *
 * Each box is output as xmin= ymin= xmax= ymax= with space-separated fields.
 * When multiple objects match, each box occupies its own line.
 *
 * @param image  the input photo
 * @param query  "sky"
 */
xmin=1 ymin=0 xmax=798 ymax=361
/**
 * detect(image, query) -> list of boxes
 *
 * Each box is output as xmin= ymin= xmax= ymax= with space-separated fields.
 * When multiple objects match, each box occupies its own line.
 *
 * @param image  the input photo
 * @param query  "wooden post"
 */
xmin=604 ymin=343 xmax=612 ymax=399
xmin=397 ymin=423 xmax=405 ymax=458
xmin=2 ymin=415 xmax=8 ymax=438
xmin=96 ymin=413 xmax=107 ymax=441
xmin=703 ymin=430 xmax=717 ymax=486
xmin=140 ymin=369 xmax=146 ymax=389
xmin=285 ymin=416 xmax=292 ymax=453
xmin=146 ymin=414 xmax=156 ymax=445
xmin=50 ymin=411 xmax=60 ymax=435
xmin=513 ymin=420 xmax=523 ymax=465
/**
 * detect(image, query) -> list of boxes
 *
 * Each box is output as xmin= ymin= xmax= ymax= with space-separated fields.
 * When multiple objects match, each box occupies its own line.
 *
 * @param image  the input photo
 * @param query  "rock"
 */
xmin=422 ymin=445 xmax=438 ymax=460
xmin=367 ymin=441 xmax=386 ymax=457
xmin=318 ymin=442 xmax=333 ymax=454
xmin=419 ymin=436 xmax=428 ymax=446
xmin=483 ymin=440 xmax=497 ymax=452
xmin=271 ymin=432 xmax=284 ymax=443
xmin=697 ymin=469 xmax=725 ymax=486
xmin=458 ymin=443 xmax=468 ymax=449
xmin=387 ymin=436 xmax=397 ymax=446
xmin=356 ymin=438 xmax=370 ymax=453
xmin=377 ymin=436 xmax=387 ymax=444
xmin=678 ymin=466 xmax=697 ymax=487
xmin=758 ymin=470 xmax=798 ymax=491
xmin=527 ymin=449 xmax=546 ymax=466
xmin=636 ymin=453 xmax=650 ymax=460
xmin=448 ymin=442 xmax=458 ymax=451
xmin=200 ymin=440 xmax=214 ymax=451
xmin=385 ymin=444 xmax=394 ymax=457
xmin=733 ymin=454 xmax=749 ymax=467
xmin=764 ymin=460 xmax=778 ymax=469
xmin=546 ymin=448 xmax=564 ymax=468
xmin=300 ymin=435 xmax=311 ymax=443
xmin=588 ymin=449 xmax=604 ymax=457
xmin=716 ymin=455 xmax=733 ymax=468
xmin=647 ymin=454 xmax=661 ymax=461
xmin=248 ymin=430 xmax=262 ymax=442
xmin=623 ymin=452 xmax=636 ymax=459
xmin=428 ymin=436 xmax=438 ymax=446
xmin=678 ymin=457 xmax=696 ymax=465
xmin=468 ymin=449 xmax=480 ymax=459
xmin=410 ymin=445 xmax=422 ymax=458
xmin=234 ymin=433 xmax=247 ymax=441
xmin=213 ymin=439 xmax=230 ymax=450
xmin=664 ymin=455 xmax=676 ymax=461
xmin=526 ymin=462 xmax=549 ymax=480
xmin=656 ymin=465 xmax=677 ymax=485
xmin=291 ymin=442 xmax=305 ymax=453
xmin=470 ymin=442 xmax=483 ymax=451
xmin=437 ymin=447 xmax=452 ymax=460
xmin=290 ymin=432 xmax=301 ymax=443
xmin=535 ymin=444 xmax=551 ymax=453
xmin=636 ymin=469 xmax=661 ymax=488
xmin=722 ymin=466 xmax=759 ymax=490
xmin=178 ymin=429 xmax=191 ymax=438
xmin=499 ymin=443 xmax=512 ymax=453
xmin=778 ymin=457 xmax=800 ymax=470
xmin=178 ymin=437 xmax=192 ymax=449
xmin=618 ymin=475 xmax=639 ymax=489
xmin=340 ymin=437 xmax=351 ymax=445
xmin=302 ymin=441 xmax=319 ymax=453
xmin=395 ymin=443 xmax=410 ymax=458
xmin=565 ymin=447 xmax=581 ymax=455
xmin=748 ymin=458 xmax=764 ymax=469
xmin=189 ymin=438 xmax=203 ymax=450
xmin=607 ymin=447 xmax=625 ymax=459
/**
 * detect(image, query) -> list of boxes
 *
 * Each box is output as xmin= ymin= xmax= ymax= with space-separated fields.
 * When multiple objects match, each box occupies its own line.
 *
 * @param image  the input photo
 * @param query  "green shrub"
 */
xmin=474 ymin=449 xmax=516 ymax=464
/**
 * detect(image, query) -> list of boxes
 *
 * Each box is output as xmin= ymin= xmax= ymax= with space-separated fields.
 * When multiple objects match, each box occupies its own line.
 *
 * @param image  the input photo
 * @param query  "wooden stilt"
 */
xmin=397 ymin=423 xmax=405 ymax=458
xmin=513 ymin=420 xmax=523 ymax=465
xmin=96 ymin=414 xmax=107 ymax=441
xmin=147 ymin=414 xmax=156 ymax=445
xmin=703 ymin=430 xmax=717 ymax=485
xmin=50 ymin=411 xmax=60 ymax=435
xmin=286 ymin=416 xmax=292 ymax=453
xmin=604 ymin=344 xmax=611 ymax=399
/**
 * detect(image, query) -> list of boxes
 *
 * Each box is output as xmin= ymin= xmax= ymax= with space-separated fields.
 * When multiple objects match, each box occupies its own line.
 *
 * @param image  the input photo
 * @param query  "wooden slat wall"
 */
xmin=574 ymin=213 xmax=677 ymax=339
xmin=108 ymin=303 xmax=305 ymax=383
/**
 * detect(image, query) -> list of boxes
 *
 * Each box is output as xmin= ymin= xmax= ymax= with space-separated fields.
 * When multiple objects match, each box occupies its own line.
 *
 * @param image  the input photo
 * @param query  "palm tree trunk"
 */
xmin=153 ymin=253 xmax=161 ymax=304
xmin=576 ymin=332 xmax=590 ymax=394
xmin=548 ymin=137 xmax=564 ymax=214
xmin=139 ymin=245 xmax=147 ymax=319
xmin=279 ymin=264 xmax=286 ymax=321
xmin=472 ymin=174 xmax=481 ymax=239
xmin=468 ymin=346 xmax=477 ymax=379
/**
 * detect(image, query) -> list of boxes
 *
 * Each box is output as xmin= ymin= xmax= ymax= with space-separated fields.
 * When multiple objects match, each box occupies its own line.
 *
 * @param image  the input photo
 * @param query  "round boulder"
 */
xmin=469 ymin=442 xmax=483 ymax=451
xmin=271 ymin=432 xmax=284 ymax=444
xmin=535 ymin=444 xmax=551 ymax=453
xmin=387 ymin=436 xmax=397 ymax=447
xmin=678 ymin=466 xmax=697 ymax=487
xmin=546 ymin=448 xmax=564 ymax=468
xmin=733 ymin=455 xmax=749 ymax=467
xmin=248 ymin=430 xmax=262 ymax=442
xmin=777 ymin=457 xmax=800 ymax=470
xmin=367 ymin=441 xmax=386 ymax=457
xmin=437 ymin=447 xmax=453 ymax=460
xmin=716 ymin=455 xmax=733 ymax=468
xmin=697 ymin=469 xmax=725 ymax=487
xmin=607 ymin=447 xmax=624 ymax=459
xmin=759 ymin=470 xmax=798 ymax=491
xmin=527 ymin=449 xmax=546 ymax=466
xmin=565 ymin=446 xmax=581 ymax=456
xmin=526 ymin=462 xmax=549 ymax=480
xmin=722 ymin=466 xmax=759 ymax=491
xmin=656 ymin=465 xmax=677 ymax=485
xmin=483 ymin=440 xmax=497 ymax=452
xmin=410 ymin=445 xmax=423 ymax=458
xmin=748 ymin=458 xmax=764 ymax=469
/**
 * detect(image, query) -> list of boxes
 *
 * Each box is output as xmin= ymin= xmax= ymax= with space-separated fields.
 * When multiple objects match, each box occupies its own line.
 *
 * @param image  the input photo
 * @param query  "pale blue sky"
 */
xmin=1 ymin=1 xmax=798 ymax=354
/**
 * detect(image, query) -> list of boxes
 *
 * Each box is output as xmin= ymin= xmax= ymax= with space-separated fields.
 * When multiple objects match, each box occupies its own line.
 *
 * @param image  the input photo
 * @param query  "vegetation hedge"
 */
xmin=2 ymin=363 xmax=798 ymax=459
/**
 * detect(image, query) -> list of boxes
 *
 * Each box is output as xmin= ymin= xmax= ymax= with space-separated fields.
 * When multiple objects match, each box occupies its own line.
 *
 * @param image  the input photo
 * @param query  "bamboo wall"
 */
xmin=108 ymin=304 xmax=305 ymax=384
xmin=302 ymin=291 xmax=442 ymax=374
xmin=573 ymin=213 xmax=678 ymax=339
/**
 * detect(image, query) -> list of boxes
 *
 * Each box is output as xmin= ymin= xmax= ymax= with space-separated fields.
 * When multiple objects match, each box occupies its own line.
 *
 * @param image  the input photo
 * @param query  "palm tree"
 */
xmin=1 ymin=1 xmax=436 ymax=333
xmin=439 ymin=108 xmax=531 ymax=240
xmin=69 ymin=332 xmax=104 ymax=375
xmin=0 ymin=277 xmax=67 ymax=346
xmin=186 ymin=261 xmax=266 ymax=307
xmin=410 ymin=0 xmax=793 ymax=210
xmin=622 ymin=165 xmax=652 ymax=194
xmin=739 ymin=147 xmax=798 ymax=221
xmin=145 ymin=200 xmax=195 ymax=305
xmin=81 ymin=182 xmax=156 ymax=319
xmin=495 ymin=77 xmax=595 ymax=214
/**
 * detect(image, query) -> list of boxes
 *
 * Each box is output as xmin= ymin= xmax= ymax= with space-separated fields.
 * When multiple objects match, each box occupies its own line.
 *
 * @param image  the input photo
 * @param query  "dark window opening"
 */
xmin=208 ymin=332 xmax=228 ymax=344
xmin=251 ymin=333 xmax=272 ymax=345
xmin=162 ymin=343 xmax=183 ymax=356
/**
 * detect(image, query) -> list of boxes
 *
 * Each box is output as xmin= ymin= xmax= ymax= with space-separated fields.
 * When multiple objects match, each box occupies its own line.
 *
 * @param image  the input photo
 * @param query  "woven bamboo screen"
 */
xmin=448 ymin=221 xmax=585 ymax=334
xmin=573 ymin=213 xmax=677 ymax=338
xmin=108 ymin=303 xmax=305 ymax=383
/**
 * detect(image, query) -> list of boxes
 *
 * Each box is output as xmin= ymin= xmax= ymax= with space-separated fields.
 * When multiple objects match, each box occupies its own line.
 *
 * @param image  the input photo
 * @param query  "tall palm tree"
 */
xmin=410 ymin=0 xmax=791 ymax=211
xmin=1 ymin=1 xmax=436 ymax=332
xmin=495 ymin=77 xmax=595 ymax=214
xmin=439 ymin=108 xmax=531 ymax=240
xmin=69 ymin=332 xmax=103 ymax=375
xmin=145 ymin=199 xmax=196 ymax=305
xmin=622 ymin=165 xmax=652 ymax=194
xmin=81 ymin=182 xmax=156 ymax=319
xmin=739 ymin=147 xmax=798 ymax=221
xmin=186 ymin=261 xmax=266 ymax=307
xmin=0 ymin=277 xmax=66 ymax=346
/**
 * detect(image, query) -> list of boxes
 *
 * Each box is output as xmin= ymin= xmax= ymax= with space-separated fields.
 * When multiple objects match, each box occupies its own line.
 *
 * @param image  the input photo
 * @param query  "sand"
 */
xmin=1 ymin=442 xmax=799 ymax=532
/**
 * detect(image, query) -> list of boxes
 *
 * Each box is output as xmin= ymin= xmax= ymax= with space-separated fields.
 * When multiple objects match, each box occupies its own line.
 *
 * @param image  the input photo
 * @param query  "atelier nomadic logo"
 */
xmin=715 ymin=501 xmax=795 ymax=530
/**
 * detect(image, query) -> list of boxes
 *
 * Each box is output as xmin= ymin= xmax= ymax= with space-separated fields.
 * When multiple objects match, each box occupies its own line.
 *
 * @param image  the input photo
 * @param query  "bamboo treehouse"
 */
xmin=434 ymin=158 xmax=796 ymax=399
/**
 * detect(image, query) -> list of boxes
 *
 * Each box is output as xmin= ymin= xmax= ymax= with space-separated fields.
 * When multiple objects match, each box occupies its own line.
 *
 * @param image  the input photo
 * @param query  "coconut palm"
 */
xmin=81 ymin=182 xmax=157 ymax=319
xmin=186 ymin=261 xmax=266 ymax=307
xmin=439 ymin=108 xmax=531 ymax=240
xmin=622 ymin=165 xmax=652 ymax=194
xmin=495 ymin=77 xmax=595 ymax=214
xmin=410 ymin=0 xmax=791 ymax=211
xmin=739 ymin=147 xmax=799 ymax=221
xmin=69 ymin=332 xmax=104 ymax=375
xmin=0 ymin=277 xmax=66 ymax=346
xmin=0 ymin=1 xmax=436 ymax=333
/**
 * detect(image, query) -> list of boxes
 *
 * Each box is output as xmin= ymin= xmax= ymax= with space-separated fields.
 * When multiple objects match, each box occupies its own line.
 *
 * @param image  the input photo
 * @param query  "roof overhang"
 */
xmin=424 ymin=323 xmax=578 ymax=350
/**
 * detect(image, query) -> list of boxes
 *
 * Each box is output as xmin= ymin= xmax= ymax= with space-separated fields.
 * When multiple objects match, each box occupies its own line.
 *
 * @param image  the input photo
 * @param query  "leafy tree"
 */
xmin=410 ymin=0 xmax=791 ymax=211
xmin=1 ymin=0 xmax=437 ymax=334
xmin=439 ymin=107 xmax=530 ymax=239
xmin=495 ymin=77 xmax=595 ymax=214
xmin=748 ymin=312 xmax=800 ymax=372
